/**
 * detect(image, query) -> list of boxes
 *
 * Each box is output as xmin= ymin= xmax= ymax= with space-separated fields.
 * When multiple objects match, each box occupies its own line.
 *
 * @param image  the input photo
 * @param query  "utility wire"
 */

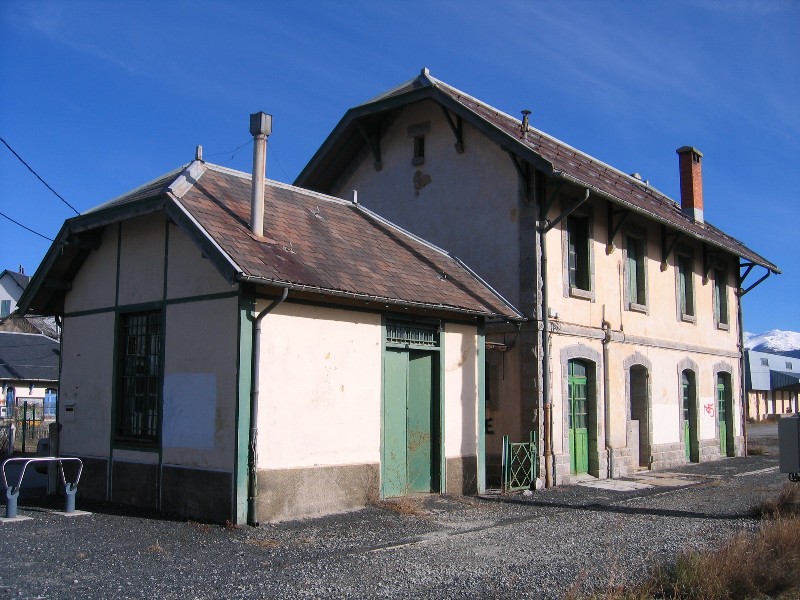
xmin=0 ymin=211 xmax=54 ymax=241
xmin=268 ymin=143 xmax=292 ymax=182
xmin=206 ymin=137 xmax=253 ymax=164
xmin=0 ymin=136 xmax=80 ymax=215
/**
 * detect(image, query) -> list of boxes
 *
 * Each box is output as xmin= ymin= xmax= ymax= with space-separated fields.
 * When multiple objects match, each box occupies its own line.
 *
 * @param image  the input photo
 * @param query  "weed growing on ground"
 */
xmin=576 ymin=488 xmax=800 ymax=599
xmin=368 ymin=496 xmax=428 ymax=516
xmin=747 ymin=445 xmax=766 ymax=456
xmin=752 ymin=483 xmax=800 ymax=519
xmin=224 ymin=520 xmax=239 ymax=530
xmin=188 ymin=520 xmax=212 ymax=534
xmin=146 ymin=540 xmax=165 ymax=553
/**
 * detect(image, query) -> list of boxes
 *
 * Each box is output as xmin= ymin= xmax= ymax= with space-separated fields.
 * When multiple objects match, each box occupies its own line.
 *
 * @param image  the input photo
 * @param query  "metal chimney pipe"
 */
xmin=249 ymin=112 xmax=272 ymax=237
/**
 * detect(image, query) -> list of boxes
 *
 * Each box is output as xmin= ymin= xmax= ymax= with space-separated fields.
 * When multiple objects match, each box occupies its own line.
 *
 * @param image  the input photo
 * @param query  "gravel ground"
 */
xmin=0 ymin=427 xmax=790 ymax=599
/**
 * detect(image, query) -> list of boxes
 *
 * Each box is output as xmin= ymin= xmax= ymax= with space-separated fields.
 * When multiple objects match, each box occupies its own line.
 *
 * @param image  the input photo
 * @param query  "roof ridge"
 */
xmin=204 ymin=162 xmax=353 ymax=207
xmin=83 ymin=163 xmax=190 ymax=214
xmin=430 ymin=76 xmax=677 ymax=204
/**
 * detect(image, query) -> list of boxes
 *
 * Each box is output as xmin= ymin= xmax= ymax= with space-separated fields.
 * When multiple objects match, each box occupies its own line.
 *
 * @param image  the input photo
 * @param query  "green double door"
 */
xmin=569 ymin=361 xmax=589 ymax=475
xmin=382 ymin=349 xmax=438 ymax=497
xmin=682 ymin=371 xmax=697 ymax=462
xmin=718 ymin=375 xmax=730 ymax=456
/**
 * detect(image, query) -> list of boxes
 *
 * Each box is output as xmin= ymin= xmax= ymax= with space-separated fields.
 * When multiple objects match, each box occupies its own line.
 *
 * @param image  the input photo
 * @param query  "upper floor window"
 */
xmin=760 ymin=358 xmax=769 ymax=366
xmin=0 ymin=300 xmax=10 ymax=318
xmin=116 ymin=310 xmax=162 ymax=445
xmin=567 ymin=214 xmax=591 ymax=293
xmin=713 ymin=268 xmax=729 ymax=329
xmin=677 ymin=253 xmax=695 ymax=321
xmin=412 ymin=135 xmax=425 ymax=165
xmin=787 ymin=362 xmax=793 ymax=370
xmin=625 ymin=234 xmax=647 ymax=311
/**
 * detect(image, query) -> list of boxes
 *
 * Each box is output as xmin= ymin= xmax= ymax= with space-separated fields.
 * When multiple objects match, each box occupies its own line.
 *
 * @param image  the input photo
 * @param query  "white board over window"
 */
xmin=163 ymin=373 xmax=216 ymax=449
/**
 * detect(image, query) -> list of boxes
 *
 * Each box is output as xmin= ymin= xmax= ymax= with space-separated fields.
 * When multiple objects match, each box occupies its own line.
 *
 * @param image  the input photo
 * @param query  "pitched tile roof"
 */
xmin=19 ymin=162 xmax=522 ymax=320
xmin=0 ymin=332 xmax=59 ymax=382
xmin=0 ymin=270 xmax=30 ymax=290
xmin=297 ymin=70 xmax=779 ymax=274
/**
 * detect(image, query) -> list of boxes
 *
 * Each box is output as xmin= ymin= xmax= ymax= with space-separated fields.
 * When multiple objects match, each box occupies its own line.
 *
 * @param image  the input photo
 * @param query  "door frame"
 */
xmin=713 ymin=363 xmax=735 ymax=457
xmin=380 ymin=317 xmax=445 ymax=498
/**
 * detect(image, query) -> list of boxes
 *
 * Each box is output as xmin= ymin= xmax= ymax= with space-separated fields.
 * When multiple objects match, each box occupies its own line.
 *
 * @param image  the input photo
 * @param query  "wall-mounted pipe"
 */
xmin=247 ymin=286 xmax=288 ymax=526
xmin=602 ymin=319 xmax=614 ymax=479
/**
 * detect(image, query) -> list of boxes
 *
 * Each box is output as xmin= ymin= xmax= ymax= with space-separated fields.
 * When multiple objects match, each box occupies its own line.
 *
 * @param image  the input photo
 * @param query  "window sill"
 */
xmin=569 ymin=287 xmax=593 ymax=301
xmin=680 ymin=313 xmax=697 ymax=324
xmin=628 ymin=302 xmax=648 ymax=314
xmin=411 ymin=157 xmax=425 ymax=166
xmin=716 ymin=321 xmax=730 ymax=331
xmin=113 ymin=438 xmax=159 ymax=451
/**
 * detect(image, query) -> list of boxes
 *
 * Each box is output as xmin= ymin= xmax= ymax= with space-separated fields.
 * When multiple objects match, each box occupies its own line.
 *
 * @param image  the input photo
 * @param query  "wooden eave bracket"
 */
xmin=661 ymin=225 xmax=683 ymax=271
xmin=504 ymin=149 xmax=530 ymax=200
xmin=355 ymin=120 xmax=382 ymax=171
xmin=439 ymin=106 xmax=464 ymax=153
xmin=66 ymin=232 xmax=101 ymax=250
xmin=606 ymin=200 xmax=630 ymax=254
xmin=543 ymin=188 xmax=590 ymax=233
xmin=703 ymin=243 xmax=725 ymax=281
xmin=738 ymin=262 xmax=771 ymax=297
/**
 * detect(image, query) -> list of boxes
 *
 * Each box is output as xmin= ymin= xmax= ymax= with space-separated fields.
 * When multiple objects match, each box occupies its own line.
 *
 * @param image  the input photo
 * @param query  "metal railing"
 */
xmin=501 ymin=432 xmax=538 ymax=492
xmin=2 ymin=457 xmax=83 ymax=518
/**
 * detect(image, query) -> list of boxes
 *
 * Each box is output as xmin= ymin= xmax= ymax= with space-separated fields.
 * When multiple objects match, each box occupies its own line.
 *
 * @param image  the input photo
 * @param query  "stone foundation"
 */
xmin=446 ymin=455 xmax=478 ymax=494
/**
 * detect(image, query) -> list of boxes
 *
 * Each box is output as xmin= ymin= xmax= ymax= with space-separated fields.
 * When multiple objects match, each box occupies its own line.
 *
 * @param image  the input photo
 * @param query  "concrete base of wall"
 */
xmin=71 ymin=456 xmax=109 ymax=501
xmin=650 ymin=442 xmax=688 ymax=470
xmin=257 ymin=463 xmax=380 ymax=523
xmin=609 ymin=446 xmax=635 ymax=478
xmin=446 ymin=455 xmax=477 ymax=494
xmin=161 ymin=466 xmax=233 ymax=522
xmin=111 ymin=461 xmax=158 ymax=509
xmin=698 ymin=438 xmax=724 ymax=463
xmin=734 ymin=435 xmax=745 ymax=457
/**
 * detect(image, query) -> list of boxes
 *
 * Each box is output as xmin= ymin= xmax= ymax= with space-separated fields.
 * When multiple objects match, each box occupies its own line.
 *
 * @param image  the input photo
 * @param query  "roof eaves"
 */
xmin=552 ymin=170 xmax=779 ymax=272
xmin=237 ymin=274 xmax=506 ymax=319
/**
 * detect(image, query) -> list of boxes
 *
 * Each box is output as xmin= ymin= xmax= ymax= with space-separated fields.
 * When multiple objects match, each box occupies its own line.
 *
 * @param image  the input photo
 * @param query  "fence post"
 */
xmin=8 ymin=422 xmax=14 ymax=457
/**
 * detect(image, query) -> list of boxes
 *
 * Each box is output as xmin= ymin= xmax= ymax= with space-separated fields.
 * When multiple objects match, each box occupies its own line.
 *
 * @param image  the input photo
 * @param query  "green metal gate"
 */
xmin=501 ymin=432 xmax=538 ymax=492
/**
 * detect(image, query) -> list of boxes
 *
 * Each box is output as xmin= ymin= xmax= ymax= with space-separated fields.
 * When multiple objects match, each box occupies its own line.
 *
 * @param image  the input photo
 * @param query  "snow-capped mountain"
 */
xmin=744 ymin=329 xmax=800 ymax=359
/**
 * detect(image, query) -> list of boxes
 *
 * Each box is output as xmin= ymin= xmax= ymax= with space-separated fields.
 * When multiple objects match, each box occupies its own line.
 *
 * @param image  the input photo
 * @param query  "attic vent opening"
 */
xmin=386 ymin=321 xmax=439 ymax=347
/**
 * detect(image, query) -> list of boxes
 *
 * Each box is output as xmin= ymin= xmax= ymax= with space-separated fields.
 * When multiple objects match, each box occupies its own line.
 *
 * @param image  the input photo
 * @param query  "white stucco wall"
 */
xmin=257 ymin=303 xmax=382 ymax=470
xmin=166 ymin=222 xmax=234 ymax=299
xmin=118 ymin=214 xmax=166 ymax=306
xmin=58 ymin=312 xmax=115 ymax=458
xmin=337 ymin=99 xmax=523 ymax=308
xmin=443 ymin=323 xmax=479 ymax=458
xmin=64 ymin=224 xmax=119 ymax=313
xmin=161 ymin=296 xmax=239 ymax=470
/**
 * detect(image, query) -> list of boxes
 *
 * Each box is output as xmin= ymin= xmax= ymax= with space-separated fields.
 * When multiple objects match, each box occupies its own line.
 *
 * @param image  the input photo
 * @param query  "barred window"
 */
xmin=117 ymin=311 xmax=161 ymax=444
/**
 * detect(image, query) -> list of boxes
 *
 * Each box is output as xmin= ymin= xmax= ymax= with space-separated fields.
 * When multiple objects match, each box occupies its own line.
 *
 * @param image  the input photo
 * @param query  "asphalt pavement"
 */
xmin=0 ymin=424 xmax=792 ymax=599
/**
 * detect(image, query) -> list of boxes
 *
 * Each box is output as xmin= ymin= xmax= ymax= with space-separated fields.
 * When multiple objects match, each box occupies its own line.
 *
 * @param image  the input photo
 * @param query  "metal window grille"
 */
xmin=385 ymin=321 xmax=438 ymax=347
xmin=117 ymin=311 xmax=161 ymax=442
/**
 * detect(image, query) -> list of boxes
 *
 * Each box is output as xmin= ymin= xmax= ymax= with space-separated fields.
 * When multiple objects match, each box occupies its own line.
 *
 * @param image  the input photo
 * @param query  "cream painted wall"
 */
xmin=336 ymin=99 xmax=523 ymax=309
xmin=118 ymin=214 xmax=166 ymax=306
xmin=443 ymin=323 xmax=479 ymax=458
xmin=166 ymin=221 xmax=235 ymax=299
xmin=257 ymin=302 xmax=382 ymax=470
xmin=58 ymin=312 xmax=115 ymax=457
xmin=545 ymin=194 xmax=739 ymax=354
xmin=64 ymin=224 xmax=119 ymax=313
xmin=161 ymin=296 xmax=239 ymax=470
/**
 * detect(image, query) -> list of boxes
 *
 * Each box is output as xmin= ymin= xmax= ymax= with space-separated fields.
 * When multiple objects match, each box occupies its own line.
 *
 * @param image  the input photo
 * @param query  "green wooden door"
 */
xmin=569 ymin=361 xmax=589 ymax=475
xmin=682 ymin=375 xmax=691 ymax=460
xmin=407 ymin=352 xmax=433 ymax=493
xmin=382 ymin=349 xmax=435 ymax=497
xmin=718 ymin=376 xmax=727 ymax=456
xmin=383 ymin=350 xmax=409 ymax=497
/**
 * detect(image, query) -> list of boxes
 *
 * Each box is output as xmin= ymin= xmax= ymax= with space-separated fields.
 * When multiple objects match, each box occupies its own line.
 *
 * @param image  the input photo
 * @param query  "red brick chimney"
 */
xmin=676 ymin=146 xmax=704 ymax=223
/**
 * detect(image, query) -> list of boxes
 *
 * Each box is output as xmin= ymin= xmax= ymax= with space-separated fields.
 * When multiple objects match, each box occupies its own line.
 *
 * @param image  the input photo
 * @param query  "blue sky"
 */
xmin=1 ymin=0 xmax=798 ymax=333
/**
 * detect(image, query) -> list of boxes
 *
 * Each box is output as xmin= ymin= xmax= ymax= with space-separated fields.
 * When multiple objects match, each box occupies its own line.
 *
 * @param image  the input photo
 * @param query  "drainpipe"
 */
xmin=736 ymin=285 xmax=747 ymax=457
xmin=247 ymin=287 xmax=288 ymax=526
xmin=602 ymin=320 xmax=614 ymax=479
xmin=539 ymin=218 xmax=553 ymax=488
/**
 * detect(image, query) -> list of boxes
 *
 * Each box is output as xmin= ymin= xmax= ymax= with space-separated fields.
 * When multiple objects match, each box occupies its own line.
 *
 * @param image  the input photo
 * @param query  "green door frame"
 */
xmin=682 ymin=370 xmax=698 ymax=462
xmin=568 ymin=360 xmax=589 ymax=475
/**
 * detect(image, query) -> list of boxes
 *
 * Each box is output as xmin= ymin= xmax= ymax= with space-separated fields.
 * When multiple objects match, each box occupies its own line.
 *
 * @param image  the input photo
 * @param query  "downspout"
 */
xmin=602 ymin=319 xmax=614 ymax=478
xmin=736 ymin=284 xmax=747 ymax=457
xmin=247 ymin=287 xmax=288 ymax=526
xmin=539 ymin=218 xmax=553 ymax=488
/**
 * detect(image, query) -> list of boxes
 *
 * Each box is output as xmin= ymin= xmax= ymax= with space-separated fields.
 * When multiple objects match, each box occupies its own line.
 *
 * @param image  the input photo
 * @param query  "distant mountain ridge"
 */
xmin=744 ymin=329 xmax=800 ymax=359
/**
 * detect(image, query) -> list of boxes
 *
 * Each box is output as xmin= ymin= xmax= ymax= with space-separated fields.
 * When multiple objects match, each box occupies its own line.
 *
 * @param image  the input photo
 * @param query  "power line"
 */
xmin=268 ymin=143 xmax=291 ymax=181
xmin=0 ymin=136 xmax=80 ymax=215
xmin=206 ymin=137 xmax=252 ymax=164
xmin=0 ymin=211 xmax=54 ymax=241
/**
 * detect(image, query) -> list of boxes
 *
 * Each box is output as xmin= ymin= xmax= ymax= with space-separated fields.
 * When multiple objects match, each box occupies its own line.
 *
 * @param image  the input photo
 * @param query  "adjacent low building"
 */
xmin=18 ymin=127 xmax=522 ymax=524
xmin=745 ymin=350 xmax=799 ymax=420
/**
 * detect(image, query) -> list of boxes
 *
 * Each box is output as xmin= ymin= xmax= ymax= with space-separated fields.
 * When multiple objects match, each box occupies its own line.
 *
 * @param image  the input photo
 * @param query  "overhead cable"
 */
xmin=0 ymin=211 xmax=54 ymax=241
xmin=0 ymin=136 xmax=80 ymax=214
